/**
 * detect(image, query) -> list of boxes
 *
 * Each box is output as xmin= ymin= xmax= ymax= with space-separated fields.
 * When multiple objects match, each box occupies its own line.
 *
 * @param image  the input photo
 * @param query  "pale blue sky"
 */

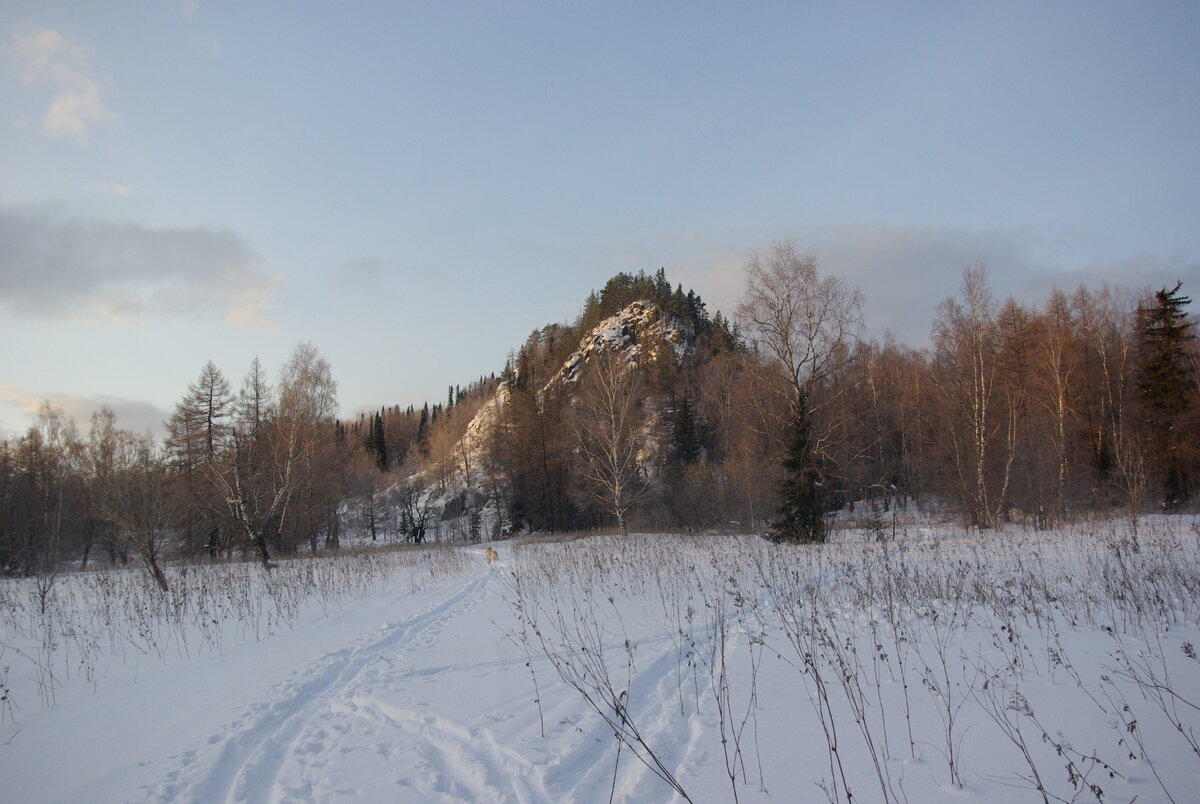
xmin=2 ymin=1 xmax=1198 ymax=436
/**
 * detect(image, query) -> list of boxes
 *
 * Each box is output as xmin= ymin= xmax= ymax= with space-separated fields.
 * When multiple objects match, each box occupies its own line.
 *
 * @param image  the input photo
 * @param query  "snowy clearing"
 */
xmin=3 ymin=519 xmax=1200 ymax=803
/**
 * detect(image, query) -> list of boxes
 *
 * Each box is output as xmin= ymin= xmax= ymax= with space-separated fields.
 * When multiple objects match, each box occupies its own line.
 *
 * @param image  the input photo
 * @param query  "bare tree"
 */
xmin=164 ymin=361 xmax=232 ymax=557
xmin=394 ymin=468 xmax=437 ymax=543
xmin=343 ymin=451 xmax=386 ymax=541
xmin=1031 ymin=290 xmax=1080 ymax=524
xmin=95 ymin=429 xmax=181 ymax=592
xmin=994 ymin=297 xmax=1033 ymax=524
xmin=80 ymin=407 xmax=118 ymax=568
xmin=10 ymin=405 xmax=82 ymax=602
xmin=1073 ymin=285 xmax=1137 ymax=505
xmin=737 ymin=241 xmax=864 ymax=406
xmin=931 ymin=267 xmax=1002 ymax=528
xmin=570 ymin=352 xmax=651 ymax=534
xmin=217 ymin=343 xmax=338 ymax=566
xmin=736 ymin=241 xmax=863 ymax=541
xmin=1113 ymin=431 xmax=1150 ymax=534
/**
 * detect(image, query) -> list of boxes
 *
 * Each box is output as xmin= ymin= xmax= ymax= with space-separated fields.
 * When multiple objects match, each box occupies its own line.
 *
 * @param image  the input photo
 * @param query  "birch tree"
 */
xmin=1031 ymin=290 xmax=1080 ymax=523
xmin=570 ymin=352 xmax=649 ymax=535
xmin=736 ymin=241 xmax=862 ymax=541
xmin=931 ymin=267 xmax=1001 ymax=528
xmin=216 ymin=344 xmax=338 ymax=566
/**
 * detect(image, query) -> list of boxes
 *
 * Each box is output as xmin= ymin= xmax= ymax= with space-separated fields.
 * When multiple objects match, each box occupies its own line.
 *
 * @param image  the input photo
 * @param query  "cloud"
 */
xmin=6 ymin=26 xmax=113 ymax=143
xmin=191 ymin=35 xmax=222 ymax=57
xmin=332 ymin=255 xmax=445 ymax=294
xmin=0 ymin=383 xmax=167 ymax=436
xmin=0 ymin=204 xmax=280 ymax=328
xmin=797 ymin=225 xmax=1040 ymax=344
xmin=97 ymin=182 xmax=132 ymax=197
xmin=659 ymin=225 xmax=1200 ymax=347
xmin=335 ymin=257 xmax=388 ymax=287
xmin=794 ymin=225 xmax=1200 ymax=344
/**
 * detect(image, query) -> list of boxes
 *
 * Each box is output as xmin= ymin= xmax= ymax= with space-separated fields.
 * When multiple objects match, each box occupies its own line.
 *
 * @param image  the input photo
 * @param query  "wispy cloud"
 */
xmin=6 ymin=26 xmax=113 ymax=143
xmin=647 ymin=225 xmax=1200 ymax=347
xmin=0 ymin=383 xmax=167 ymax=436
xmin=97 ymin=182 xmax=133 ymax=197
xmin=191 ymin=35 xmax=222 ymax=57
xmin=792 ymin=225 xmax=1200 ymax=343
xmin=0 ymin=204 xmax=281 ymax=328
xmin=332 ymin=255 xmax=445 ymax=294
xmin=335 ymin=256 xmax=388 ymax=287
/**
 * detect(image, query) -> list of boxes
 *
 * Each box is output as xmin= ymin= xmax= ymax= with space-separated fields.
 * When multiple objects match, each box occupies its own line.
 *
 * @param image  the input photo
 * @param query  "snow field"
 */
xmin=504 ymin=520 xmax=1200 ymax=802
xmin=1 ymin=520 xmax=1199 ymax=803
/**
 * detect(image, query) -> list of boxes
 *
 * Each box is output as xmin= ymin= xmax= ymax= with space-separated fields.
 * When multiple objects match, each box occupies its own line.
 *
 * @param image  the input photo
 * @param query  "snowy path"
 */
xmin=136 ymin=566 xmax=562 ymax=804
xmin=153 ymin=574 xmax=492 ymax=802
xmin=4 ymin=555 xmax=588 ymax=804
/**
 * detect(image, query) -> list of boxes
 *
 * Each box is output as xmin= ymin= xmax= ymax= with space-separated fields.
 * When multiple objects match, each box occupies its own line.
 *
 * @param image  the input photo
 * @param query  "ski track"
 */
xmin=146 ymin=567 xmax=747 ymax=804
xmin=355 ymin=697 xmax=551 ymax=804
xmin=533 ymin=619 xmax=721 ymax=803
xmin=148 ymin=572 xmax=501 ymax=804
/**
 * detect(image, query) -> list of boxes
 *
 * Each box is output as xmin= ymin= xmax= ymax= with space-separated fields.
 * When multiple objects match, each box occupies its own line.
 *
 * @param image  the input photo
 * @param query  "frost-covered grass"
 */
xmin=0 ymin=544 xmax=470 ymax=714
xmin=505 ymin=517 xmax=1200 ymax=803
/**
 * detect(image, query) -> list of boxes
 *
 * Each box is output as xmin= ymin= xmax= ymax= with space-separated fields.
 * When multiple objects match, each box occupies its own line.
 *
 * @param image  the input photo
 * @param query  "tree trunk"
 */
xmin=140 ymin=545 xmax=170 ymax=592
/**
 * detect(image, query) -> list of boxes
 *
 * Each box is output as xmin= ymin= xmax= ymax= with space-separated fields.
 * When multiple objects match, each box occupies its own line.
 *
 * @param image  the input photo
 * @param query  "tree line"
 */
xmin=1 ymin=255 xmax=1196 ymax=585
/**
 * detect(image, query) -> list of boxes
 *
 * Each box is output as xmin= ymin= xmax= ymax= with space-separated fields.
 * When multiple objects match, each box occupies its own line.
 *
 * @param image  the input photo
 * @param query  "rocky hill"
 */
xmin=548 ymin=299 xmax=689 ymax=387
xmin=424 ymin=299 xmax=692 ymax=537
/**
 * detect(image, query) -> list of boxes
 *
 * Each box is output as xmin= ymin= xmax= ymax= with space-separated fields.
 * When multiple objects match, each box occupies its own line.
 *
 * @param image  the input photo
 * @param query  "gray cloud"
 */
xmin=332 ymin=255 xmax=447 ymax=295
xmin=0 ymin=204 xmax=280 ymax=327
xmin=800 ymin=225 xmax=1043 ymax=345
xmin=0 ymin=383 xmax=167 ymax=437
xmin=334 ymin=256 xmax=388 ymax=288
xmin=669 ymin=225 xmax=1200 ymax=347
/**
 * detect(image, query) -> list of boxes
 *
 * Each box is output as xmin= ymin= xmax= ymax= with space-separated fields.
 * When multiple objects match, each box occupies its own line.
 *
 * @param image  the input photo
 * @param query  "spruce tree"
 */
xmin=370 ymin=412 xmax=388 ymax=472
xmin=1136 ymin=282 xmax=1196 ymax=507
xmin=768 ymin=403 xmax=827 ymax=543
xmin=671 ymin=396 xmax=701 ymax=467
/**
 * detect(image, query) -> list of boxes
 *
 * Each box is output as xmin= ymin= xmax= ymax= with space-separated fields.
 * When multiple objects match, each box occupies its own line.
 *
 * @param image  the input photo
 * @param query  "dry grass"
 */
xmin=502 ymin=518 xmax=1200 ymax=803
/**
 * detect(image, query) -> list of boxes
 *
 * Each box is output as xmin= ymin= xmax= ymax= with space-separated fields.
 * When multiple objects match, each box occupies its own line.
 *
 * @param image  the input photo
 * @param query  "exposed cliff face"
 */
xmin=549 ymin=300 xmax=687 ymax=387
xmin=468 ymin=300 xmax=684 ymax=455
xmin=418 ymin=300 xmax=691 ymax=539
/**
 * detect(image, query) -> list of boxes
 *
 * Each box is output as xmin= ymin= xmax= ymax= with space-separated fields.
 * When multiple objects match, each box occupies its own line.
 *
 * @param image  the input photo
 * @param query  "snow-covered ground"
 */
xmin=3 ymin=518 xmax=1200 ymax=803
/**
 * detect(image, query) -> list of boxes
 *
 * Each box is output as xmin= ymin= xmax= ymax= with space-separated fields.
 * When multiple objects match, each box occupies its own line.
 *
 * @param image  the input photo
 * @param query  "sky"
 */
xmin=2 ymin=1 xmax=1198 ymax=438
